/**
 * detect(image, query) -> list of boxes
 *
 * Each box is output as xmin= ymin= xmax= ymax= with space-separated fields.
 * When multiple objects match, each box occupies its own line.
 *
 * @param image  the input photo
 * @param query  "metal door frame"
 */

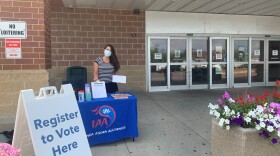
xmin=231 ymin=37 xmax=251 ymax=88
xmin=190 ymin=37 xmax=209 ymax=89
xmin=148 ymin=36 xmax=170 ymax=92
xmin=251 ymin=38 xmax=266 ymax=86
xmin=266 ymin=39 xmax=280 ymax=86
xmin=209 ymin=37 xmax=230 ymax=89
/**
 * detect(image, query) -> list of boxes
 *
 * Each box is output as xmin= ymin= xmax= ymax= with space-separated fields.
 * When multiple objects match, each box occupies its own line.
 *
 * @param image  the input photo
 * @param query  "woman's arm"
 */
xmin=93 ymin=62 xmax=99 ymax=81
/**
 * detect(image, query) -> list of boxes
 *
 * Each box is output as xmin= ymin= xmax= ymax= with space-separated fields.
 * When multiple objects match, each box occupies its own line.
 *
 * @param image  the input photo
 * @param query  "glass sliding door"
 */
xmin=267 ymin=40 xmax=280 ymax=85
xmin=170 ymin=38 xmax=188 ymax=90
xmin=251 ymin=39 xmax=265 ymax=86
xmin=190 ymin=38 xmax=209 ymax=89
xmin=149 ymin=37 xmax=169 ymax=91
xmin=210 ymin=37 xmax=229 ymax=89
xmin=232 ymin=38 xmax=250 ymax=87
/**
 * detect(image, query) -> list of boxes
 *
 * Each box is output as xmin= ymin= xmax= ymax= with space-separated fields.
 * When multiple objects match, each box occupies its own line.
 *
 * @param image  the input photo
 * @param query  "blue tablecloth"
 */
xmin=77 ymin=92 xmax=138 ymax=146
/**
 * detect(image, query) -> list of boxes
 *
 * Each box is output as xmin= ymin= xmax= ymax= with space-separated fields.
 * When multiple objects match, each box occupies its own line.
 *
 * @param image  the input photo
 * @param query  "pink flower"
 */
xmin=223 ymin=91 xmax=230 ymax=100
xmin=270 ymin=102 xmax=280 ymax=109
xmin=277 ymin=109 xmax=280 ymax=116
xmin=270 ymin=102 xmax=280 ymax=116
xmin=217 ymin=98 xmax=223 ymax=104
xmin=247 ymin=94 xmax=254 ymax=102
xmin=0 ymin=143 xmax=21 ymax=156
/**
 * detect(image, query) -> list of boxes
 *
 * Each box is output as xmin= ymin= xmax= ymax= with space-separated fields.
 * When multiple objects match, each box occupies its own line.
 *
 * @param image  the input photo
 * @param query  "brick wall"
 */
xmin=0 ymin=0 xmax=51 ymax=118
xmin=51 ymin=7 xmax=145 ymax=67
xmin=0 ymin=0 xmax=51 ymax=69
xmin=50 ymin=5 xmax=146 ymax=91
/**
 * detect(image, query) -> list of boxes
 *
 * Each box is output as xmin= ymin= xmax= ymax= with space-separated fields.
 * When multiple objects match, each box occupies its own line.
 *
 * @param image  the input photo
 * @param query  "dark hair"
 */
xmin=104 ymin=44 xmax=120 ymax=72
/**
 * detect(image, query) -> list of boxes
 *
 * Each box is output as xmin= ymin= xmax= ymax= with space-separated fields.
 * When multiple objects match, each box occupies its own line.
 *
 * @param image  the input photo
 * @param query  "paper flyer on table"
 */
xmin=112 ymin=75 xmax=126 ymax=83
xmin=91 ymin=82 xmax=107 ymax=98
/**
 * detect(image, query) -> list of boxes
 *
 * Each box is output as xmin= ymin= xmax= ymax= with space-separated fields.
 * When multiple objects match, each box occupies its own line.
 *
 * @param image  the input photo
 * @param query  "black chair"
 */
xmin=62 ymin=66 xmax=87 ymax=98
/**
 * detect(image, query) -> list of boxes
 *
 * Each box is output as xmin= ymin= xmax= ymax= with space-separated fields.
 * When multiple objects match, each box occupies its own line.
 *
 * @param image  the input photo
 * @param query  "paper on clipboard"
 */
xmin=112 ymin=75 xmax=126 ymax=83
xmin=91 ymin=82 xmax=107 ymax=98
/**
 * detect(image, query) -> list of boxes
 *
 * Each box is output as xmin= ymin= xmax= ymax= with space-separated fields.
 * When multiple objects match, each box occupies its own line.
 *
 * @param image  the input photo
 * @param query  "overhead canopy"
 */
xmin=50 ymin=0 xmax=280 ymax=17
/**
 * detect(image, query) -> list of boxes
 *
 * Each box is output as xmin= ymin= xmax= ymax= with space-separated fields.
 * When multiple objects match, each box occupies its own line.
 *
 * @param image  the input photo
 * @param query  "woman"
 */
xmin=93 ymin=44 xmax=120 ymax=93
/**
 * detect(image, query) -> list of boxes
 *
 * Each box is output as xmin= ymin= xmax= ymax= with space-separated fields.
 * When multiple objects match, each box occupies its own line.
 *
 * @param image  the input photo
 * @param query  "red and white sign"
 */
xmin=5 ymin=38 xmax=21 ymax=59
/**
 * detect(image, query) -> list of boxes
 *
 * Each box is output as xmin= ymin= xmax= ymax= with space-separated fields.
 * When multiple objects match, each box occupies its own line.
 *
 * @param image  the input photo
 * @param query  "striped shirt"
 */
xmin=95 ymin=57 xmax=115 ymax=83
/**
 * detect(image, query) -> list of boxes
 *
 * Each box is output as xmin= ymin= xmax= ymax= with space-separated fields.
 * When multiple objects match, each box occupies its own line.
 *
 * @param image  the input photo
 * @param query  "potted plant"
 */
xmin=209 ymin=81 xmax=280 ymax=156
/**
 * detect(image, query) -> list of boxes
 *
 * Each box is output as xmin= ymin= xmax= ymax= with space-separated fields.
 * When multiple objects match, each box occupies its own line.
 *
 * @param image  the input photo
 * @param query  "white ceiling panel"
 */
xmin=179 ymin=0 xmax=213 ymax=12
xmin=60 ymin=0 xmax=280 ymax=17
xmin=249 ymin=3 xmax=280 ymax=16
xmin=163 ymin=0 xmax=193 ymax=11
xmin=147 ymin=0 xmax=171 ymax=10
xmin=237 ymin=0 xmax=280 ymax=14
xmin=261 ymin=5 xmax=280 ymax=16
xmin=195 ymin=0 xmax=231 ymax=13
xmin=209 ymin=0 xmax=250 ymax=13
xmin=224 ymin=0 xmax=265 ymax=14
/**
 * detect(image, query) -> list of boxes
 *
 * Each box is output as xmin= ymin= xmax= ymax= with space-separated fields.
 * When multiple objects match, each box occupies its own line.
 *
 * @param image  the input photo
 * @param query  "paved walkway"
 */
xmin=91 ymin=86 xmax=274 ymax=156
xmin=0 ymin=86 xmax=275 ymax=156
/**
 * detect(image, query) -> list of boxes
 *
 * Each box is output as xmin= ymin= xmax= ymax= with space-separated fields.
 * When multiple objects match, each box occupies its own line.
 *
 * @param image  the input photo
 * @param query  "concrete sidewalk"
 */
xmin=0 ymin=86 xmax=274 ymax=156
xmin=91 ymin=86 xmax=274 ymax=156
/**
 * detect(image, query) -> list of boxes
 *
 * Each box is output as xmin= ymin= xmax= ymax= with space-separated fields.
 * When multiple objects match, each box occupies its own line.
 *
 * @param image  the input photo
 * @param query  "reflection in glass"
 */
xmin=251 ymin=64 xmax=264 ymax=82
xmin=251 ymin=40 xmax=264 ymax=62
xmin=192 ymin=64 xmax=208 ymax=85
xmin=234 ymin=40 xmax=249 ymax=62
xmin=192 ymin=39 xmax=208 ymax=62
xmin=151 ymin=65 xmax=167 ymax=86
xmin=212 ymin=64 xmax=227 ymax=84
xmin=269 ymin=41 xmax=280 ymax=61
xmin=150 ymin=39 xmax=167 ymax=63
xmin=212 ymin=39 xmax=227 ymax=62
xmin=170 ymin=39 xmax=186 ymax=63
xmin=170 ymin=65 xmax=186 ymax=85
xmin=234 ymin=64 xmax=248 ymax=83
xmin=269 ymin=64 xmax=280 ymax=82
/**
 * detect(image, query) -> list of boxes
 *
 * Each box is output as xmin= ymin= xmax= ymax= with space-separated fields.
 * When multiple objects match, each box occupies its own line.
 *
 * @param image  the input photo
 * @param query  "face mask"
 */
xmin=104 ymin=50 xmax=111 ymax=57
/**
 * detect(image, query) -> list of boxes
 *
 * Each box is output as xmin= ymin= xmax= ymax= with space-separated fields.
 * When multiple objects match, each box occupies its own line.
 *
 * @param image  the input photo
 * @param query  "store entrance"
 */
xmin=209 ymin=37 xmax=229 ymax=89
xmin=267 ymin=40 xmax=280 ymax=85
xmin=232 ymin=38 xmax=250 ymax=87
xmin=148 ymin=36 xmax=280 ymax=91
xmin=148 ymin=37 xmax=209 ymax=91
xmin=190 ymin=38 xmax=209 ymax=89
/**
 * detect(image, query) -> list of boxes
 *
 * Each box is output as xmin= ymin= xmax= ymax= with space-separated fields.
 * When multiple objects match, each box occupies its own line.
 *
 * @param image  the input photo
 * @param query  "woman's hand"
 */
xmin=93 ymin=77 xmax=98 ymax=82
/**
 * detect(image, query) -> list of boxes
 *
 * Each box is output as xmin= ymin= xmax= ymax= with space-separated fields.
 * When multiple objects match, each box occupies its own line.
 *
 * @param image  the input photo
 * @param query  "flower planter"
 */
xmin=211 ymin=118 xmax=280 ymax=156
